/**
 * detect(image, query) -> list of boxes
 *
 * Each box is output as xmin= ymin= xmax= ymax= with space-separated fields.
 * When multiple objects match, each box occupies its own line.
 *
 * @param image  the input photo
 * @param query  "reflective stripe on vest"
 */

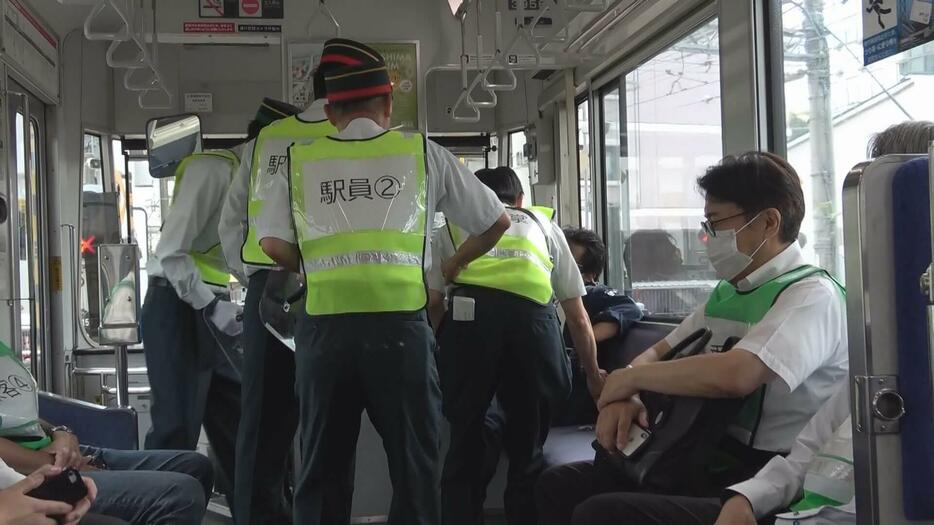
xmin=289 ymin=131 xmax=428 ymax=315
xmin=703 ymin=265 xmax=845 ymax=446
xmin=173 ymin=151 xmax=238 ymax=287
xmin=243 ymin=116 xmax=336 ymax=266
xmin=449 ymin=206 xmax=555 ymax=305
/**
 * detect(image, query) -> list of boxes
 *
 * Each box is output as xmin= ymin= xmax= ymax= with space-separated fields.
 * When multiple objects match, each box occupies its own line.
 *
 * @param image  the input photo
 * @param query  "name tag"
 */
xmin=452 ymin=296 xmax=475 ymax=322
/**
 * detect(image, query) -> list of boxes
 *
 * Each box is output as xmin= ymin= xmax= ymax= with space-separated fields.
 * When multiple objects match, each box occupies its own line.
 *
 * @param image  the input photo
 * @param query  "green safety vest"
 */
xmin=243 ymin=116 xmax=336 ymax=266
xmin=289 ymin=131 xmax=428 ymax=315
xmin=0 ymin=341 xmax=50 ymax=450
xmin=703 ymin=265 xmax=845 ymax=446
xmin=448 ymin=206 xmax=556 ymax=305
xmin=173 ymin=150 xmax=239 ymax=287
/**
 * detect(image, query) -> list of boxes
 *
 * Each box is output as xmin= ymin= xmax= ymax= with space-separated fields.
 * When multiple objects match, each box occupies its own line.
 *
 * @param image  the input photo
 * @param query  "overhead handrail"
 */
xmin=138 ymin=84 xmax=172 ymax=110
xmin=106 ymin=37 xmax=150 ymax=69
xmin=451 ymin=88 xmax=482 ymax=123
xmin=84 ymin=0 xmax=132 ymax=42
xmin=467 ymin=75 xmax=497 ymax=108
xmin=561 ymin=0 xmax=608 ymax=12
xmin=307 ymin=0 xmax=341 ymax=37
xmin=482 ymin=9 xmax=518 ymax=91
xmin=123 ymin=66 xmax=157 ymax=91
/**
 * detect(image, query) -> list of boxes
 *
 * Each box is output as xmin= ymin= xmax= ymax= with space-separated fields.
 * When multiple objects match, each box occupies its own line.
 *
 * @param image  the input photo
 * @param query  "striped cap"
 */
xmin=320 ymin=38 xmax=384 ymax=68
xmin=325 ymin=63 xmax=393 ymax=103
xmin=254 ymin=98 xmax=302 ymax=127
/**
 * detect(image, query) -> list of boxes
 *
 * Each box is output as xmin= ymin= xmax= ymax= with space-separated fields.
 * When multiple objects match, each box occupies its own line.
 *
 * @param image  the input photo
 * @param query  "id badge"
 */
xmin=452 ymin=296 xmax=476 ymax=322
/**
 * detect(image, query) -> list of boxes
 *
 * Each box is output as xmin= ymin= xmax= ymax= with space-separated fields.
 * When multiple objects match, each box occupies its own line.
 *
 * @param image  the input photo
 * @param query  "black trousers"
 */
xmin=438 ymin=286 xmax=572 ymax=525
xmin=140 ymin=281 xmax=241 ymax=509
xmin=234 ymin=270 xmax=301 ymax=524
xmin=293 ymin=310 xmax=441 ymax=525
xmin=536 ymin=459 xmax=777 ymax=525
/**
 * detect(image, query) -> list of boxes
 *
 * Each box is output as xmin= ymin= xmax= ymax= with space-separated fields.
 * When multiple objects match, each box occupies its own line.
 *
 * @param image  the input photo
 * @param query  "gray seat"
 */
xmin=543 ymin=321 xmax=676 ymax=469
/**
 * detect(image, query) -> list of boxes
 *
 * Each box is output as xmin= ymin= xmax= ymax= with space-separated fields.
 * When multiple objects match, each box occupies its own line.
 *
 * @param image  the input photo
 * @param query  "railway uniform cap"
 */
xmin=254 ymin=98 xmax=302 ymax=127
xmin=319 ymin=38 xmax=384 ymax=67
xmin=325 ymin=62 xmax=393 ymax=104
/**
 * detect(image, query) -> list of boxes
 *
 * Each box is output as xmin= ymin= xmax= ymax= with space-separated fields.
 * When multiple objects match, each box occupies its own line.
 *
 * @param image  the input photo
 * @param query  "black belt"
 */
xmin=149 ymin=276 xmax=170 ymax=287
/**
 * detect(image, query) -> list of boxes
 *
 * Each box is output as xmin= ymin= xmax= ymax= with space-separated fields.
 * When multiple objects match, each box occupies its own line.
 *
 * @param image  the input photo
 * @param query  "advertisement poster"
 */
xmin=286 ymin=41 xmax=420 ymax=131
xmin=199 ymin=0 xmax=283 ymax=19
xmin=863 ymin=0 xmax=934 ymax=64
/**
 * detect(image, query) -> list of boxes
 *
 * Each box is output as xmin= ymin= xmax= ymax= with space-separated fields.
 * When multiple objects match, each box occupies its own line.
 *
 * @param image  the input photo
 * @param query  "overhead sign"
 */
xmin=863 ymin=0 xmax=934 ymax=65
xmin=199 ymin=0 xmax=283 ymax=19
xmin=4 ymin=0 xmax=59 ymax=101
xmin=184 ymin=21 xmax=236 ymax=33
xmin=184 ymin=93 xmax=214 ymax=113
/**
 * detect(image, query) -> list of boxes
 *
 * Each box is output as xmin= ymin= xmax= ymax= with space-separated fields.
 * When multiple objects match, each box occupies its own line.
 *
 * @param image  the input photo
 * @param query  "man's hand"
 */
xmin=714 ymin=495 xmax=757 ymax=525
xmin=595 ymin=399 xmax=648 ymax=453
xmin=598 ymin=367 xmax=640 ymax=410
xmin=0 ymin=466 xmax=75 ymax=525
xmin=41 ymin=432 xmax=81 ymax=469
xmin=441 ymin=256 xmax=466 ymax=284
xmin=209 ymin=299 xmax=243 ymax=337
xmin=586 ymin=369 xmax=608 ymax=402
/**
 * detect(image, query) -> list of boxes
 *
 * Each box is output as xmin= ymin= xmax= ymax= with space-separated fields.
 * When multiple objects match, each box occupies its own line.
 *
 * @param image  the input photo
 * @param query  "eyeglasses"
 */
xmin=701 ymin=211 xmax=750 ymax=238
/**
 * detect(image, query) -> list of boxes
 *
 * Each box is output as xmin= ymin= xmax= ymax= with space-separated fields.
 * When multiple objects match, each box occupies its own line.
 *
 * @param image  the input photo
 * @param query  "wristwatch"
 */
xmin=50 ymin=425 xmax=74 ymax=435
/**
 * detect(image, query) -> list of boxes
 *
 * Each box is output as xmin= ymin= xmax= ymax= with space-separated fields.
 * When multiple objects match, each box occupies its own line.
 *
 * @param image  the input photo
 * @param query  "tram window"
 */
xmin=507 ymin=130 xmax=533 ymax=202
xmin=604 ymin=18 xmax=722 ymax=317
xmin=780 ymin=1 xmax=934 ymax=280
xmin=577 ymin=100 xmax=594 ymax=229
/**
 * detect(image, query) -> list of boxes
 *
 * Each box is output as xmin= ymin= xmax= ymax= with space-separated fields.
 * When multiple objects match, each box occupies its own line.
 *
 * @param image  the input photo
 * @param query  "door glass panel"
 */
xmin=79 ymin=133 xmax=113 ymax=341
xmin=601 ymin=87 xmax=627 ymax=291
xmin=127 ymin=158 xmax=157 ymax=301
xmin=577 ymin=101 xmax=594 ymax=229
xmin=26 ymin=119 xmax=43 ymax=371
xmin=622 ymin=18 xmax=722 ymax=316
xmin=508 ymin=131 xmax=533 ymax=202
xmin=13 ymin=113 xmax=30 ymax=365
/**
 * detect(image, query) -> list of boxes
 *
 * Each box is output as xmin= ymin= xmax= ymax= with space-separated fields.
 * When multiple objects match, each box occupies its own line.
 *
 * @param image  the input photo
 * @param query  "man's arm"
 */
xmin=158 ymin=157 xmax=230 ymax=310
xmin=562 ymin=296 xmax=606 ymax=400
xmin=427 ymin=290 xmax=445 ymax=334
xmin=0 ymin=438 xmax=51 ymax=474
xmin=441 ymin=213 xmax=510 ymax=282
xmin=260 ymin=238 xmax=300 ymax=273
xmin=591 ymin=295 xmax=643 ymax=343
xmin=218 ymin=142 xmax=254 ymax=284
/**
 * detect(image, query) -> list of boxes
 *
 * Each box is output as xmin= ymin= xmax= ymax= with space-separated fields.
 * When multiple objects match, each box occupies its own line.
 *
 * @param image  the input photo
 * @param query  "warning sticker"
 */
xmin=184 ymin=21 xmax=236 ymax=33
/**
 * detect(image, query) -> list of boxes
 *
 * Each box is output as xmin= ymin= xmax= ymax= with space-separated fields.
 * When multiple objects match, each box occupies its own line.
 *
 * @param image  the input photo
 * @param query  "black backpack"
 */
xmin=593 ymin=328 xmax=748 ymax=496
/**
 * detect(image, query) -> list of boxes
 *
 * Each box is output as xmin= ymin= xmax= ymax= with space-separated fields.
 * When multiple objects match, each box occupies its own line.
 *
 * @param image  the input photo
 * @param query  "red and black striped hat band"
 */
xmin=319 ymin=39 xmax=383 ymax=68
xmin=325 ymin=65 xmax=393 ymax=103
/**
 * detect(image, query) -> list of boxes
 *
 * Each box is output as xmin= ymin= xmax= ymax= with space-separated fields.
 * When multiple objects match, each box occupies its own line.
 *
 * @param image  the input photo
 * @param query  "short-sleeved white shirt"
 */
xmin=427 ymin=211 xmax=586 ymax=302
xmin=663 ymin=242 xmax=848 ymax=452
xmin=255 ymin=117 xmax=506 ymax=269
xmin=0 ymin=457 xmax=24 ymax=489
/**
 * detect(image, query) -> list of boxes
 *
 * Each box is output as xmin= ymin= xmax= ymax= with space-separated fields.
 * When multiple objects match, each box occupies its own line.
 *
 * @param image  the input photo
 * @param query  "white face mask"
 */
xmin=705 ymin=212 xmax=768 ymax=281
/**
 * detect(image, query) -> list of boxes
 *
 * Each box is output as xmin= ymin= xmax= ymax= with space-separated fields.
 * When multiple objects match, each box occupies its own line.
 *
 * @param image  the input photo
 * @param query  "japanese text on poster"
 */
xmin=864 ymin=0 xmax=934 ymax=64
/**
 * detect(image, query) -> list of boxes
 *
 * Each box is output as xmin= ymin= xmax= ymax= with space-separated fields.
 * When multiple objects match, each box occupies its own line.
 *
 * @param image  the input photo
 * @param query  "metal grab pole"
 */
xmin=114 ymin=345 xmax=130 ymax=408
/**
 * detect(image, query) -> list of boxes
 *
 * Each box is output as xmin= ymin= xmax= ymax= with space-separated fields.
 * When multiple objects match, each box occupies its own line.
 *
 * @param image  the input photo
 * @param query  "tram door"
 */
xmin=4 ymin=83 xmax=50 ymax=389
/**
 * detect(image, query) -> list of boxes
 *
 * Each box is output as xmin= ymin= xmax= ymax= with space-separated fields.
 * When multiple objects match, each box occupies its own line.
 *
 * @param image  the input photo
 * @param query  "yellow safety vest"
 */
xmin=289 ymin=131 xmax=428 ymax=315
xmin=448 ymin=206 xmax=555 ymax=305
xmin=173 ymin=150 xmax=239 ymax=287
xmin=243 ymin=116 xmax=336 ymax=266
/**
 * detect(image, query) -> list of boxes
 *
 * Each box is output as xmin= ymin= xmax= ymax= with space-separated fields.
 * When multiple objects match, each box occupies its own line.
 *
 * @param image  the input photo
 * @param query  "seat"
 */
xmin=544 ymin=321 xmax=676 ymax=469
xmin=38 ymin=391 xmax=138 ymax=450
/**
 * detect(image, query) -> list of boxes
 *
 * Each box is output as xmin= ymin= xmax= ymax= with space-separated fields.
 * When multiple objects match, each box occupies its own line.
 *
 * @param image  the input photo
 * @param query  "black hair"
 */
xmin=697 ymin=151 xmax=805 ymax=244
xmin=475 ymin=166 xmax=524 ymax=205
xmin=563 ymin=227 xmax=606 ymax=279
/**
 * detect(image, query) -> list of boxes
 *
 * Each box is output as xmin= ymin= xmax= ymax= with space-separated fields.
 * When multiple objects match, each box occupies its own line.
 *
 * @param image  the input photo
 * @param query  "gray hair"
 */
xmin=867 ymin=121 xmax=934 ymax=157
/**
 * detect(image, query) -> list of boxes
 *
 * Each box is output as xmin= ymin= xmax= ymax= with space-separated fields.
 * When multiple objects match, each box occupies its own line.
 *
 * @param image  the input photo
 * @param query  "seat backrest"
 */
xmin=38 ymin=392 xmax=138 ymax=450
xmin=600 ymin=321 xmax=677 ymax=371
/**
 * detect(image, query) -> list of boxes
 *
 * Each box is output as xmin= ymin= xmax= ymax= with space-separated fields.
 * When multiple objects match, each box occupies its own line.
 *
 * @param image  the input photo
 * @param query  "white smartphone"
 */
xmin=620 ymin=424 xmax=652 ymax=457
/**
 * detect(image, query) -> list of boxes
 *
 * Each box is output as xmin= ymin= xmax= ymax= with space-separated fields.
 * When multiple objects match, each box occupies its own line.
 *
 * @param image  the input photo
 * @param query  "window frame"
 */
xmin=576 ymin=95 xmax=596 ymax=230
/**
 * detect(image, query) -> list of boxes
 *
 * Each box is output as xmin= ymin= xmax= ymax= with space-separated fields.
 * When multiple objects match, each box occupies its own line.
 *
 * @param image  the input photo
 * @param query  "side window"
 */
xmin=602 ymin=18 xmax=722 ymax=317
xmin=577 ymin=100 xmax=594 ymax=229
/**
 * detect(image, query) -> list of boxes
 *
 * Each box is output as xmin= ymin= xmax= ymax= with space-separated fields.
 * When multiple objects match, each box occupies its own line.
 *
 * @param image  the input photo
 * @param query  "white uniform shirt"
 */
xmin=427 ymin=211 xmax=586 ymax=301
xmin=729 ymin=383 xmax=854 ymax=521
xmin=149 ymin=154 xmax=238 ymax=310
xmin=256 ymin=117 xmax=506 ymax=270
xmin=219 ymin=100 xmax=329 ymax=281
xmin=0 ymin=457 xmax=24 ymax=489
xmin=663 ymin=242 xmax=848 ymax=452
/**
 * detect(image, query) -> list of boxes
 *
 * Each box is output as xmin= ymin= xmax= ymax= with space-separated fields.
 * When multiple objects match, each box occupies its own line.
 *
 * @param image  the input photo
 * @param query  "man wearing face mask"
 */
xmin=535 ymin=151 xmax=848 ymax=525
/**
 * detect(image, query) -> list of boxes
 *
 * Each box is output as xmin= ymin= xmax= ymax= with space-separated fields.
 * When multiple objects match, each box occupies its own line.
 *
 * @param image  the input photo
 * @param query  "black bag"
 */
xmin=593 ymin=328 xmax=747 ymax=496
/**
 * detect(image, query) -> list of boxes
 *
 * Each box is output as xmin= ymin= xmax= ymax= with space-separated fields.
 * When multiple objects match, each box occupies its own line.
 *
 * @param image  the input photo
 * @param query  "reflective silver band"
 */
xmin=305 ymin=250 xmax=422 ymax=272
xmin=485 ymin=248 xmax=551 ymax=272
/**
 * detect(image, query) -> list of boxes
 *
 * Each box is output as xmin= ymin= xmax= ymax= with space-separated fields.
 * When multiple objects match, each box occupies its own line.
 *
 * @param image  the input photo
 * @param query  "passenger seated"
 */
xmin=536 ymin=152 xmax=849 ymax=524
xmin=0 ymin=341 xmax=213 ymax=525
xmin=0 ymin=459 xmax=104 ymax=525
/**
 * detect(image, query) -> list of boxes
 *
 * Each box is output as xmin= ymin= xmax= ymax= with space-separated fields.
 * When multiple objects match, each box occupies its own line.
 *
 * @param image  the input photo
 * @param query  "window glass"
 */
xmin=601 ymin=87 xmax=628 ymax=291
xmin=620 ymin=18 xmax=722 ymax=316
xmin=781 ymin=1 xmax=934 ymax=279
xmin=578 ymin=100 xmax=594 ymax=229
xmin=508 ymin=130 xmax=533 ymax=201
